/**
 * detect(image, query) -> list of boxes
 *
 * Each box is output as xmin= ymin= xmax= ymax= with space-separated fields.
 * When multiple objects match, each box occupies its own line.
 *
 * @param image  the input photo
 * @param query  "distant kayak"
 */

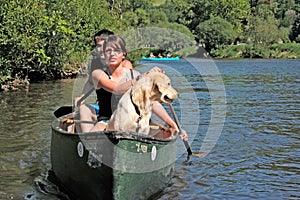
xmin=141 ymin=56 xmax=180 ymax=61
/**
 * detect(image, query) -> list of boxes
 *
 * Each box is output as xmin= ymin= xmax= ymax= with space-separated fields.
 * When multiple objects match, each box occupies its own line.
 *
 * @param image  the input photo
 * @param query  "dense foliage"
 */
xmin=1 ymin=0 xmax=300 ymax=90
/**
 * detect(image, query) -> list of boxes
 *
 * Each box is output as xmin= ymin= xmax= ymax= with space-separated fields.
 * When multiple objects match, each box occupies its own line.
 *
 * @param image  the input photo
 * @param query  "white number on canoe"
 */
xmin=136 ymin=143 xmax=148 ymax=153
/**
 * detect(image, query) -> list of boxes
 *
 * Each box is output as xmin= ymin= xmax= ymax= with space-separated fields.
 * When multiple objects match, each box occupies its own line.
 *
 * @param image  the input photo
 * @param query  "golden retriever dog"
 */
xmin=107 ymin=72 xmax=178 ymax=135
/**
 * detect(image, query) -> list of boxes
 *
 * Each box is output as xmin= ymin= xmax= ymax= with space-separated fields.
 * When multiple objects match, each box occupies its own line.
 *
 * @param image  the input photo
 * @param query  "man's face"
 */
xmin=96 ymin=39 xmax=105 ymax=59
xmin=96 ymin=39 xmax=105 ymax=54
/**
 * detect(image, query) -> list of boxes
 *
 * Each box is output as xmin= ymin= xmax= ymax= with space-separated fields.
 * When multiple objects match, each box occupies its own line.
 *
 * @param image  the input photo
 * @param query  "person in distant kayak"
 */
xmin=166 ymin=52 xmax=173 ymax=58
xmin=149 ymin=52 xmax=156 ymax=58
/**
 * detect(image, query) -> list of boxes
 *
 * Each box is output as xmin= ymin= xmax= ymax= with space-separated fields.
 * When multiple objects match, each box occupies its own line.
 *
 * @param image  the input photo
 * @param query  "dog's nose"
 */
xmin=172 ymin=91 xmax=179 ymax=100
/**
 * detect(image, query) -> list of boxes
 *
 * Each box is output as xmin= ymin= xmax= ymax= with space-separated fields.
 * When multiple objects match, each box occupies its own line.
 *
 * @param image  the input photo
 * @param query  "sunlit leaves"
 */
xmin=196 ymin=17 xmax=237 ymax=52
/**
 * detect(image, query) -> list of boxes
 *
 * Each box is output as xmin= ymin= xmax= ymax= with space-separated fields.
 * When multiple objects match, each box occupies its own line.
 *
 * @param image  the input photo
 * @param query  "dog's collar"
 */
xmin=130 ymin=90 xmax=142 ymax=132
xmin=130 ymin=90 xmax=141 ymax=116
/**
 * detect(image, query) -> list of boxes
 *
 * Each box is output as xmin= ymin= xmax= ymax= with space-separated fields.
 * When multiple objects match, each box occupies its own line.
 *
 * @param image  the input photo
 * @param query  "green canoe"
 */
xmin=51 ymin=114 xmax=178 ymax=200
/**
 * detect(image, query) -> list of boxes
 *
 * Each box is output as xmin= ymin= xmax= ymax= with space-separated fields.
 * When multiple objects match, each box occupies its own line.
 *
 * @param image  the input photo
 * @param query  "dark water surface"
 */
xmin=0 ymin=59 xmax=299 ymax=199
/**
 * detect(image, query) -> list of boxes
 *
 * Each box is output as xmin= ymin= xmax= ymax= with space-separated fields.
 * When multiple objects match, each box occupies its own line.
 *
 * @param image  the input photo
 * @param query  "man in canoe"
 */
xmin=92 ymin=29 xmax=133 ymax=70
xmin=74 ymin=29 xmax=133 ymax=107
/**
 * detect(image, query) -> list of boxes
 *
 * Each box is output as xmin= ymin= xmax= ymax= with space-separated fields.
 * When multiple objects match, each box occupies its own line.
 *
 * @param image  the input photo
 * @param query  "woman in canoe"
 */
xmin=74 ymin=30 xmax=132 ymax=108
xmin=77 ymin=35 xmax=187 ymax=140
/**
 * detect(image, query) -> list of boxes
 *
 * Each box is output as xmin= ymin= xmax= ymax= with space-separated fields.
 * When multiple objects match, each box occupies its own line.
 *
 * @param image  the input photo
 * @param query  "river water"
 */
xmin=0 ymin=59 xmax=299 ymax=199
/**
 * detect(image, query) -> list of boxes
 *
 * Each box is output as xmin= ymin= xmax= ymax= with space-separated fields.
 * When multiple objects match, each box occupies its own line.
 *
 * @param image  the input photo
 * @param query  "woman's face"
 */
xmin=104 ymin=44 xmax=125 ymax=67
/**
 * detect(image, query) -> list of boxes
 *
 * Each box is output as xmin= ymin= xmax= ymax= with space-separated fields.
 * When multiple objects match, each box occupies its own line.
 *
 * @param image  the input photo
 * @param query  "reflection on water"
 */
xmin=0 ymin=59 xmax=299 ymax=199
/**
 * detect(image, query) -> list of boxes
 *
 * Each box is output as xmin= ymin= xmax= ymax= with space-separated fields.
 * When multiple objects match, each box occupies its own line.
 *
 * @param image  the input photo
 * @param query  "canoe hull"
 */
xmin=51 ymin=115 xmax=177 ymax=200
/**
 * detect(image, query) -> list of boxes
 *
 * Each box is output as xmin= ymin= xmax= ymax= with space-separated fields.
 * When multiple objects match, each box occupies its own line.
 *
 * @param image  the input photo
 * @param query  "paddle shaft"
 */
xmin=168 ymin=104 xmax=193 ymax=156
xmin=75 ymin=88 xmax=95 ymax=108
xmin=54 ymin=88 xmax=95 ymax=118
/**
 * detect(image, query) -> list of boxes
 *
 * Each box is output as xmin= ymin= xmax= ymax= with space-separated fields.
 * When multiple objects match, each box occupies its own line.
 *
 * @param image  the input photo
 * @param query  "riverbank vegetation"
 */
xmin=1 ymin=0 xmax=300 ymax=91
xmin=212 ymin=43 xmax=300 ymax=59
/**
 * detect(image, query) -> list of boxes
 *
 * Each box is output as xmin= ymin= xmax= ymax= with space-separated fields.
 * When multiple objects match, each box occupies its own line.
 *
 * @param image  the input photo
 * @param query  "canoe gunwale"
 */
xmin=52 ymin=114 xmax=178 ymax=145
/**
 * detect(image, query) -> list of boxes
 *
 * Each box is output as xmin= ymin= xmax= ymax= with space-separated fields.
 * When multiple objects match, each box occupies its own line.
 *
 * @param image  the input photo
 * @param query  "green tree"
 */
xmin=122 ymin=11 xmax=139 ymax=27
xmin=181 ymin=0 xmax=249 ymax=42
xmin=0 ymin=0 xmax=122 ymax=86
xmin=272 ymin=0 xmax=297 ymax=28
xmin=136 ymin=8 xmax=151 ymax=26
xmin=154 ymin=22 xmax=194 ymax=38
xmin=195 ymin=17 xmax=237 ymax=52
xmin=120 ymin=26 xmax=195 ymax=54
xmin=160 ymin=0 xmax=189 ymax=23
xmin=149 ymin=10 xmax=168 ymax=24
xmin=180 ymin=0 xmax=211 ymax=32
xmin=124 ymin=0 xmax=152 ymax=11
xmin=210 ymin=0 xmax=250 ymax=36
xmin=290 ymin=15 xmax=300 ymax=42
xmin=246 ymin=4 xmax=283 ymax=45
xmin=0 ymin=0 xmax=52 ymax=81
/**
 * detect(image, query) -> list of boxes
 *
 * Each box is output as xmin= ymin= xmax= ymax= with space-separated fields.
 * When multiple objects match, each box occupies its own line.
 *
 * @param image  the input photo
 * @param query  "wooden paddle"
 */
xmin=53 ymin=88 xmax=94 ymax=118
xmin=168 ymin=103 xmax=203 ymax=157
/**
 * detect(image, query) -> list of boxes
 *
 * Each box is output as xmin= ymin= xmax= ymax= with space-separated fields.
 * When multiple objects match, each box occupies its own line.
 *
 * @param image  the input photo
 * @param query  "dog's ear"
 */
xmin=151 ymin=73 xmax=170 ymax=92
xmin=156 ymin=82 xmax=169 ymax=94
xmin=131 ymin=77 xmax=153 ymax=113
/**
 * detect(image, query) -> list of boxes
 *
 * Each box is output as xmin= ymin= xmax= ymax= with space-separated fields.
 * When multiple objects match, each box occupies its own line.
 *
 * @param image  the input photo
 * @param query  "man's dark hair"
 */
xmin=93 ymin=29 xmax=114 ymax=45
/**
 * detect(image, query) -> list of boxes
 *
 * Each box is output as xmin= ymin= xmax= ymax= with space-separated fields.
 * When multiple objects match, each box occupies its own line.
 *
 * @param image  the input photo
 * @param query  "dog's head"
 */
xmin=147 ymin=72 xmax=178 ymax=103
xmin=131 ymin=72 xmax=178 ymax=113
xmin=146 ymin=72 xmax=178 ymax=104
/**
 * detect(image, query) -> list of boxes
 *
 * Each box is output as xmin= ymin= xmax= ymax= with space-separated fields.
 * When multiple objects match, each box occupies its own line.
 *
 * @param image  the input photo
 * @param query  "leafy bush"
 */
xmin=0 ymin=0 xmax=119 ymax=85
xmin=241 ymin=45 xmax=270 ymax=58
xmin=211 ymin=45 xmax=244 ymax=58
xmin=270 ymin=43 xmax=300 ymax=58
xmin=212 ymin=44 xmax=275 ymax=58
xmin=195 ymin=17 xmax=238 ymax=53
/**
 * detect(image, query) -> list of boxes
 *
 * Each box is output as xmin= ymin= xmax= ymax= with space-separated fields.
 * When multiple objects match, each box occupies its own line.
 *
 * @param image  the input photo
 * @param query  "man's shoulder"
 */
xmin=122 ymin=59 xmax=133 ymax=69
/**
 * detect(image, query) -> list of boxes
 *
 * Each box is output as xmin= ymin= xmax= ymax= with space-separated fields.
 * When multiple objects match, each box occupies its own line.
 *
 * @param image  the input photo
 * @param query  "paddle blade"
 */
xmin=53 ymin=106 xmax=73 ymax=118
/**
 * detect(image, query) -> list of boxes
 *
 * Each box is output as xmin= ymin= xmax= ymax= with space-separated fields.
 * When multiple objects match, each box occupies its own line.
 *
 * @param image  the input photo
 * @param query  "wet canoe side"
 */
xmin=50 ymin=115 xmax=177 ymax=200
